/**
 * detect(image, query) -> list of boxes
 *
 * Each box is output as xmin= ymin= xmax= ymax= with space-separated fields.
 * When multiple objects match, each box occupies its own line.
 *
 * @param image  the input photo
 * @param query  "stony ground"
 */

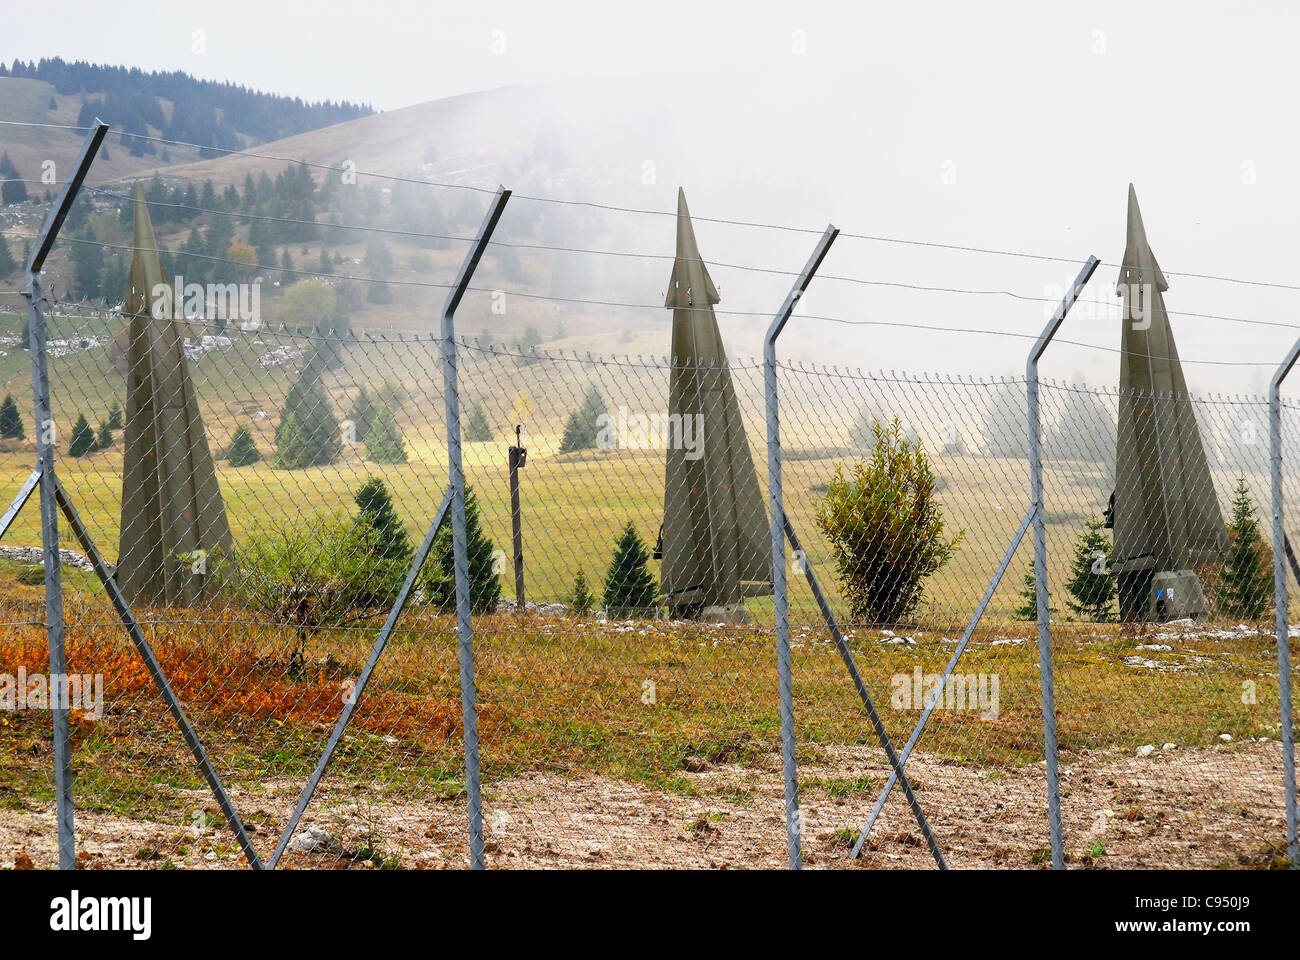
xmin=1 ymin=739 xmax=1288 ymax=870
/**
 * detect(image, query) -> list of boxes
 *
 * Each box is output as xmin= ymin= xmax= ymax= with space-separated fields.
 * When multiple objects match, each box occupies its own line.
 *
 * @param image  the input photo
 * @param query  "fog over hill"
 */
xmin=2 ymin=4 xmax=1297 ymax=397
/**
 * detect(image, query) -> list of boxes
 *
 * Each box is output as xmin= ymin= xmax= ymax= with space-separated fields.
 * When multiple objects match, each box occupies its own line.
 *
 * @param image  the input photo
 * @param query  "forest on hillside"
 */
xmin=2 ymin=57 xmax=373 ymax=156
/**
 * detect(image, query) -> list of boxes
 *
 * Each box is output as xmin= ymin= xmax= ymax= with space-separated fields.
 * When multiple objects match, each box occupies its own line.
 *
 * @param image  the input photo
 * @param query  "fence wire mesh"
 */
xmin=0 ymin=292 xmax=1294 ymax=869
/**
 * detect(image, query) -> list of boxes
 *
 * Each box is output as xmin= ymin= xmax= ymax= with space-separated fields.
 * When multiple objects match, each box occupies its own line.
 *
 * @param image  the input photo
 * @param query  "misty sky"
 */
xmin=4 ymin=0 xmax=1299 ymax=393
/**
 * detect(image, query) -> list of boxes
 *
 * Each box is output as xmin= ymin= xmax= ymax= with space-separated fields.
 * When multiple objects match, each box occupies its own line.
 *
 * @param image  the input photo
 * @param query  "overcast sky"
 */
xmin=4 ymin=0 xmax=1299 ymax=392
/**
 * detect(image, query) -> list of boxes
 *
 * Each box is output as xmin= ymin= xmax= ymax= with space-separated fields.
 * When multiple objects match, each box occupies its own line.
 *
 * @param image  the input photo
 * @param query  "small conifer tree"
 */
xmin=348 ymin=385 xmax=376 ymax=441
xmin=0 ymin=394 xmax=24 ymax=439
xmin=68 ymin=414 xmax=95 ymax=457
xmin=425 ymin=488 xmax=501 ymax=614
xmin=569 ymin=570 xmax=595 ymax=614
xmin=1214 ymin=478 xmax=1274 ymax=620
xmin=559 ymin=386 xmax=608 ymax=453
xmin=352 ymin=476 xmax=413 ymax=608
xmin=365 ymin=405 xmax=407 ymax=464
xmin=603 ymin=523 xmax=657 ymax=615
xmin=1064 ymin=516 xmax=1116 ymax=620
xmin=226 ymin=425 xmax=262 ymax=466
xmin=1013 ymin=566 xmax=1056 ymax=621
xmin=465 ymin=401 xmax=493 ymax=442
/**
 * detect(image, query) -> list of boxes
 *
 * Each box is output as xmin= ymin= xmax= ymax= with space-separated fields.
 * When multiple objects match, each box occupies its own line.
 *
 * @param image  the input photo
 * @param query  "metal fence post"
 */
xmin=21 ymin=120 xmax=108 ymax=869
xmin=764 ymin=224 xmax=838 ymax=869
xmin=1027 ymin=255 xmax=1099 ymax=870
xmin=1270 ymin=337 xmax=1300 ymax=868
xmin=509 ymin=425 xmax=526 ymax=611
xmin=442 ymin=186 xmax=511 ymax=869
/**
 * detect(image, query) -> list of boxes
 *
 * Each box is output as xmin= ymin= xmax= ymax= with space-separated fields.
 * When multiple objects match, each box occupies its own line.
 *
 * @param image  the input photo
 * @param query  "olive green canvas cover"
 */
xmin=660 ymin=188 xmax=771 ymax=610
xmin=117 ymin=182 xmax=233 ymax=607
xmin=1112 ymin=184 xmax=1225 ymax=593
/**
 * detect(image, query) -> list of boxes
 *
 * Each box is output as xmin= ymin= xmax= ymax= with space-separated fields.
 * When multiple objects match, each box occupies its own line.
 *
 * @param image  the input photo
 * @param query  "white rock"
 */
xmin=1136 ymin=744 xmax=1155 ymax=757
xmin=1219 ymin=733 xmax=1232 ymax=742
xmin=1162 ymin=742 xmax=1176 ymax=750
xmin=287 ymin=826 xmax=338 ymax=853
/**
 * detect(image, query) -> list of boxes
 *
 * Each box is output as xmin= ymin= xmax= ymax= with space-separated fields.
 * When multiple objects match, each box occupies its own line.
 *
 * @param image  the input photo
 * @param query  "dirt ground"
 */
xmin=0 ymin=739 xmax=1289 ymax=870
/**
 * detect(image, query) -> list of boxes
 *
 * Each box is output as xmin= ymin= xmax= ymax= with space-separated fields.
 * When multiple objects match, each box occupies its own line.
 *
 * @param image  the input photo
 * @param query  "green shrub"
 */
xmin=816 ymin=418 xmax=961 ymax=624
xmin=228 ymin=512 xmax=395 ymax=634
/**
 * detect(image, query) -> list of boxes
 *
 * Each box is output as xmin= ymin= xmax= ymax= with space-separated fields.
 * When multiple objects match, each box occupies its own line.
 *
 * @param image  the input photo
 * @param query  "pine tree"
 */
xmin=0 ymin=394 xmax=24 ymax=439
xmin=1214 ymin=477 xmax=1274 ymax=620
xmin=425 ymin=488 xmax=501 ymax=614
xmin=106 ymin=400 xmax=123 ymax=430
xmin=1015 ymin=567 xmax=1057 ymax=620
xmin=68 ymin=414 xmax=95 ymax=457
xmin=1014 ymin=568 xmax=1037 ymax=621
xmin=274 ymin=364 xmax=340 ymax=468
xmin=96 ymin=422 xmax=113 ymax=449
xmin=603 ymin=522 xmax=658 ymax=615
xmin=272 ymin=413 xmax=308 ymax=469
xmin=353 ymin=476 xmax=413 ymax=606
xmin=0 ymin=233 xmax=16 ymax=277
xmin=465 ymin=401 xmax=492 ymax=442
xmin=365 ymin=235 xmax=394 ymax=304
xmin=225 ymin=425 xmax=262 ymax=466
xmin=354 ymin=476 xmax=412 ymax=563
xmin=1064 ymin=516 xmax=1116 ymax=620
xmin=559 ymin=385 xmax=608 ymax=453
xmin=349 ymin=386 xmax=376 ymax=441
xmin=0 ymin=152 xmax=28 ymax=205
xmin=365 ymin=406 xmax=407 ymax=464
xmin=569 ymin=570 xmax=595 ymax=614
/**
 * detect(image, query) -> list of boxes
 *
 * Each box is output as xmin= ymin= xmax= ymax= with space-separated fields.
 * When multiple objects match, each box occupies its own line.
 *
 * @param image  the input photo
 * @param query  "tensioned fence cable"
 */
xmin=81 ymin=189 xmax=1300 ymax=331
xmin=26 ymin=289 xmax=1283 ymax=369
xmin=8 ymin=117 xmax=1300 ymax=294
xmin=8 ymin=227 xmax=1296 ymax=341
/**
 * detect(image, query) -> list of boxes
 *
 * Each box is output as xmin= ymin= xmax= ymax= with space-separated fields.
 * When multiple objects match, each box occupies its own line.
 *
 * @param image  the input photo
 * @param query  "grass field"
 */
xmin=0 ymin=310 xmax=1293 ymax=868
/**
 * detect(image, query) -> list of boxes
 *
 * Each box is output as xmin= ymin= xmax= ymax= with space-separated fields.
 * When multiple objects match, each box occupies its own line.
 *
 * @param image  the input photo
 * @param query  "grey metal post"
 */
xmin=1270 ymin=337 xmax=1300 ymax=868
xmin=764 ymin=224 xmax=838 ymax=869
xmin=22 ymin=119 xmax=108 ymax=869
xmin=442 ymin=187 xmax=511 ymax=869
xmin=509 ymin=425 xmax=526 ymax=611
xmin=1027 ymin=255 xmax=1100 ymax=870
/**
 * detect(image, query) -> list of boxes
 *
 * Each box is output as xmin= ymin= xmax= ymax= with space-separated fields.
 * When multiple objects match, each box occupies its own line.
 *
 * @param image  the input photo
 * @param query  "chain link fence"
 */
xmin=0 ymin=298 xmax=1294 ymax=868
